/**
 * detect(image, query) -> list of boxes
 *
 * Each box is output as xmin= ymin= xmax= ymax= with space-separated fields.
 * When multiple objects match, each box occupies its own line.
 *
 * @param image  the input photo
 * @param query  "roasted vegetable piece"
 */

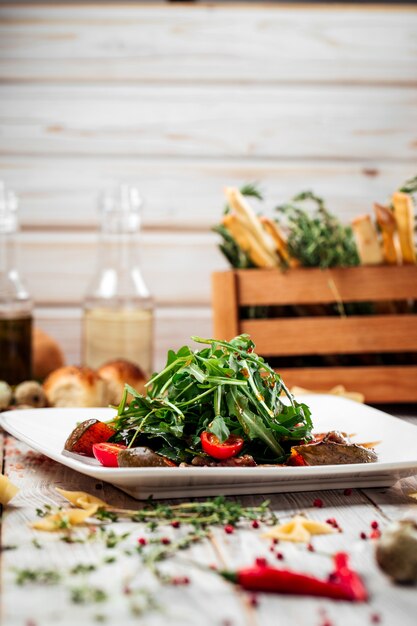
xmin=376 ymin=519 xmax=417 ymax=584
xmin=287 ymin=451 xmax=308 ymax=466
xmin=351 ymin=214 xmax=383 ymax=265
xmin=64 ymin=419 xmax=115 ymax=456
xmin=222 ymin=213 xmax=277 ymax=268
xmin=117 ymin=447 xmax=176 ymax=468
xmin=225 ymin=187 xmax=278 ymax=263
xmin=374 ymin=203 xmax=402 ymax=265
xmin=291 ymin=440 xmax=377 ymax=465
xmin=392 ymin=192 xmax=416 ymax=264
xmin=93 ymin=442 xmax=127 ymax=467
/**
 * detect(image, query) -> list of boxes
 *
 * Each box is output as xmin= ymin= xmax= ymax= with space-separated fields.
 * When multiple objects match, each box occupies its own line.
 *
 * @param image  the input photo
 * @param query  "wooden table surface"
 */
xmin=1 ymin=406 xmax=416 ymax=626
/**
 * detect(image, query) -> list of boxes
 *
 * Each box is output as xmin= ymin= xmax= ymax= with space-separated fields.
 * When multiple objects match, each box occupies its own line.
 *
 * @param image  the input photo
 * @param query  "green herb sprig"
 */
xmin=275 ymin=191 xmax=359 ymax=269
xmin=128 ymin=496 xmax=275 ymax=527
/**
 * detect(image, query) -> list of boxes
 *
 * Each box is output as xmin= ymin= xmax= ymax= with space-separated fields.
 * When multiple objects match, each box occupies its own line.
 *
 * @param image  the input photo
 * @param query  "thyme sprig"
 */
xmin=275 ymin=191 xmax=360 ymax=269
xmin=139 ymin=529 xmax=210 ymax=582
xmin=399 ymin=174 xmax=417 ymax=197
xmin=127 ymin=496 xmax=275 ymax=527
xmin=15 ymin=568 xmax=61 ymax=586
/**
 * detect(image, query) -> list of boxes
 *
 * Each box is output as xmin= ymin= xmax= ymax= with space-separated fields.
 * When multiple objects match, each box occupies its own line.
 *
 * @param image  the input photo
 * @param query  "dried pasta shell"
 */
xmin=262 ymin=515 xmax=335 ymax=543
xmin=0 ymin=474 xmax=19 ymax=505
xmin=56 ymin=488 xmax=108 ymax=509
xmin=32 ymin=504 xmax=99 ymax=532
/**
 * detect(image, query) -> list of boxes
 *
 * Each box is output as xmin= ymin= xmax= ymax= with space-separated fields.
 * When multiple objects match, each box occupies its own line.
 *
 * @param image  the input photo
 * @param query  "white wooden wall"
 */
xmin=0 ymin=2 xmax=416 ymax=369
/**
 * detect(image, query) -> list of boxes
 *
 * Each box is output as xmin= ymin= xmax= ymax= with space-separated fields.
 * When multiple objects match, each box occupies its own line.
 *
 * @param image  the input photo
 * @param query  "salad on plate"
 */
xmin=64 ymin=335 xmax=377 ymax=469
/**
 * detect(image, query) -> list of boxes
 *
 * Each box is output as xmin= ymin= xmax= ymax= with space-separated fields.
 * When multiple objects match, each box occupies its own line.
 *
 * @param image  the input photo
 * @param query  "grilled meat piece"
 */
xmin=311 ymin=431 xmax=349 ymax=444
xmin=184 ymin=454 xmax=257 ymax=467
xmin=118 ymin=447 xmax=176 ymax=468
xmin=291 ymin=439 xmax=377 ymax=465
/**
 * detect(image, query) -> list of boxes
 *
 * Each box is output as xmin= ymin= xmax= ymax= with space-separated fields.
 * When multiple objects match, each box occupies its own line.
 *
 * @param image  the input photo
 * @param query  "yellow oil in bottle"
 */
xmin=83 ymin=307 xmax=153 ymax=375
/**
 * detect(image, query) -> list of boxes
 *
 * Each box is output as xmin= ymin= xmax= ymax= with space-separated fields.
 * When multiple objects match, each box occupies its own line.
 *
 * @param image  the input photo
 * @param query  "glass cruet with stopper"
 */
xmin=82 ymin=184 xmax=154 ymax=376
xmin=0 ymin=182 xmax=33 ymax=385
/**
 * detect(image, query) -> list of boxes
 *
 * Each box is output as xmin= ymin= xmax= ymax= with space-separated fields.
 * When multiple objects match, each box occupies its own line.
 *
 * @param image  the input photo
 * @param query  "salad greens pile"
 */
xmin=110 ymin=335 xmax=313 ymax=464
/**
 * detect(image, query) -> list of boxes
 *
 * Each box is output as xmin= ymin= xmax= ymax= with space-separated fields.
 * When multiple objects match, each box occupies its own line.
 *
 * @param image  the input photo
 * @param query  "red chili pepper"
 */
xmin=220 ymin=552 xmax=367 ymax=602
xmin=330 ymin=553 xmax=368 ymax=602
xmin=200 ymin=431 xmax=244 ymax=460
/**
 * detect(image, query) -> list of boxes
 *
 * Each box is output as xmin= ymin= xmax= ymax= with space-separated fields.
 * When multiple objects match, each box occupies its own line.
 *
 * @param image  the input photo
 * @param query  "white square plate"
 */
xmin=1 ymin=395 xmax=416 ymax=499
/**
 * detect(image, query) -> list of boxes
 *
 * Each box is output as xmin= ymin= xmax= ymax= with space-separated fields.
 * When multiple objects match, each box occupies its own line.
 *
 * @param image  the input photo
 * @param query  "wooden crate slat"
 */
xmin=236 ymin=266 xmax=417 ymax=305
xmin=241 ymin=315 xmax=417 ymax=356
xmin=279 ymin=366 xmax=417 ymax=404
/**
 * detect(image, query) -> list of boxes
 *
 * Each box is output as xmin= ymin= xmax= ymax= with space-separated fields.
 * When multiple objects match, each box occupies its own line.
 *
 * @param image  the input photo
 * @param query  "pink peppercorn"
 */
xmin=248 ymin=594 xmax=259 ymax=608
xmin=171 ymin=520 xmax=180 ymax=529
xmin=326 ymin=518 xmax=337 ymax=527
xmin=137 ymin=537 xmax=147 ymax=546
xmin=224 ymin=524 xmax=234 ymax=534
xmin=370 ymin=613 xmax=381 ymax=623
xmin=272 ymin=538 xmax=279 ymax=545
xmin=360 ymin=532 xmax=367 ymax=540
xmin=172 ymin=576 xmax=190 ymax=586
xmin=313 ymin=498 xmax=324 ymax=508
xmin=161 ymin=537 xmax=171 ymax=545
xmin=307 ymin=543 xmax=315 ymax=552
xmin=344 ymin=488 xmax=352 ymax=496
xmin=276 ymin=552 xmax=284 ymax=560
xmin=370 ymin=529 xmax=381 ymax=540
xmin=371 ymin=520 xmax=379 ymax=530
xmin=252 ymin=520 xmax=260 ymax=529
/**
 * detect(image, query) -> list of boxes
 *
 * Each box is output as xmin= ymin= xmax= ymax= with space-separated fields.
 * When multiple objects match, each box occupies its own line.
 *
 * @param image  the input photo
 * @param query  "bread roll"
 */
xmin=33 ymin=327 xmax=65 ymax=380
xmin=43 ymin=366 xmax=110 ymax=408
xmin=97 ymin=359 xmax=147 ymax=405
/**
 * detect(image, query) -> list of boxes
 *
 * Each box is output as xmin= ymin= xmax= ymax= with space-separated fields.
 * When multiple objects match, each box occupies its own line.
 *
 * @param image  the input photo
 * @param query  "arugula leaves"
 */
xmin=110 ymin=335 xmax=312 ymax=464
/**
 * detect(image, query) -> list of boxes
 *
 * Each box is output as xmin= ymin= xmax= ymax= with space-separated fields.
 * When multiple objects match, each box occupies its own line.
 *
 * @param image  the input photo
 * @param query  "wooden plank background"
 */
xmin=0 ymin=2 xmax=416 ymax=370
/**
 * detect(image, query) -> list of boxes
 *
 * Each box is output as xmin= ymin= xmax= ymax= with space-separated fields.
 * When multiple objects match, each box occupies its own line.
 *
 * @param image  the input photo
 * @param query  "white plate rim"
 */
xmin=1 ymin=395 xmax=417 ymax=482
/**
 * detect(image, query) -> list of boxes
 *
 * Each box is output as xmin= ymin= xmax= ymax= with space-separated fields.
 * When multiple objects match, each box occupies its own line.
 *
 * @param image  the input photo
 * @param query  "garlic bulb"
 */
xmin=376 ymin=519 xmax=417 ymax=584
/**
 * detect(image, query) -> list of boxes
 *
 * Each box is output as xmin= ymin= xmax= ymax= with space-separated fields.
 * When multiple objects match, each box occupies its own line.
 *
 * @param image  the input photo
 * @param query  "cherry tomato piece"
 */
xmin=93 ymin=442 xmax=127 ymax=467
xmin=200 ymin=431 xmax=244 ymax=460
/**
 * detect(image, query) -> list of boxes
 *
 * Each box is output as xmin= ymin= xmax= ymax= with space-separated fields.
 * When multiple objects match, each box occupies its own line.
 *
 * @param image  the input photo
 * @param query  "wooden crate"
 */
xmin=211 ymin=266 xmax=417 ymax=403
